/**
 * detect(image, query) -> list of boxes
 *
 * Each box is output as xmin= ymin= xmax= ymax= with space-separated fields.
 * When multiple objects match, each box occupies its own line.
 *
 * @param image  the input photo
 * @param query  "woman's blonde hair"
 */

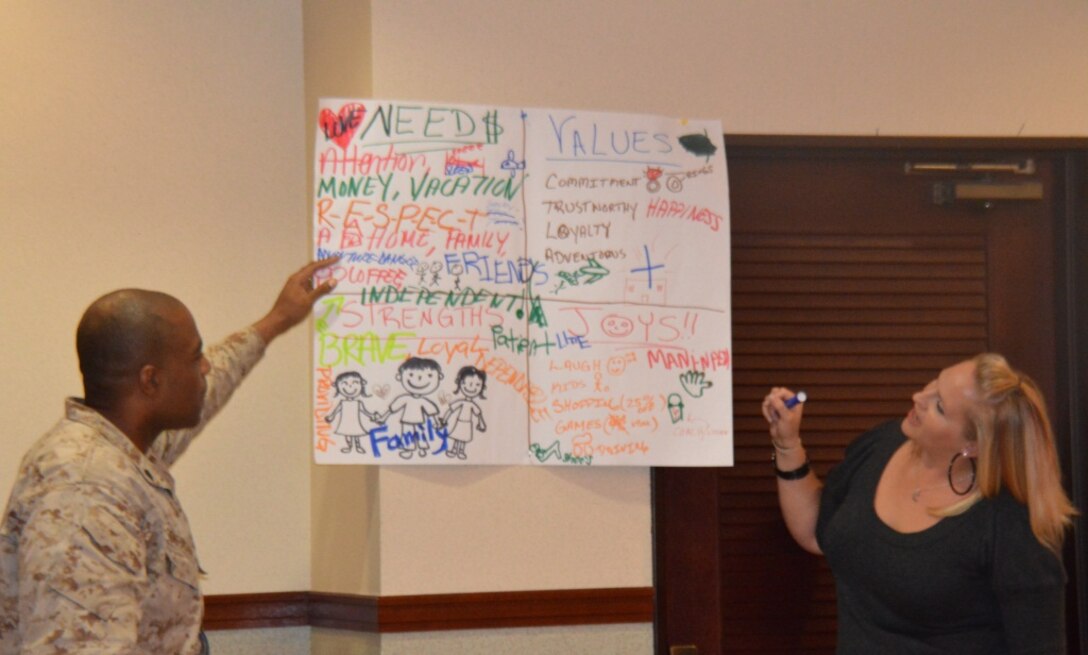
xmin=946 ymin=353 xmax=1077 ymax=553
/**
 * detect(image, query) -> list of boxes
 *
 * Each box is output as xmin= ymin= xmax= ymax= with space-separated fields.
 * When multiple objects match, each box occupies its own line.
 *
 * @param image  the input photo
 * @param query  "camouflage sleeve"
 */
xmin=16 ymin=483 xmax=146 ymax=653
xmin=152 ymin=327 xmax=267 ymax=467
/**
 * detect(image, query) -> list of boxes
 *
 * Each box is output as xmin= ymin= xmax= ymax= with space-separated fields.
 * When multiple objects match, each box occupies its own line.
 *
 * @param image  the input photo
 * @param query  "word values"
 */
xmin=548 ymin=114 xmax=673 ymax=159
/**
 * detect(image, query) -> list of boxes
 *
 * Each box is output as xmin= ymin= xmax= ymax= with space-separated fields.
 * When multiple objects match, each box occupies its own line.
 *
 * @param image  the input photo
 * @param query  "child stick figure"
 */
xmin=324 ymin=371 xmax=380 ymax=454
xmin=382 ymin=357 xmax=444 ymax=460
xmin=441 ymin=366 xmax=487 ymax=460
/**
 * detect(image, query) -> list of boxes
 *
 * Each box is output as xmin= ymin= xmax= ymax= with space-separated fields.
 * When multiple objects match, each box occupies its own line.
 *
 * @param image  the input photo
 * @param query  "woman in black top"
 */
xmin=763 ymin=354 xmax=1076 ymax=654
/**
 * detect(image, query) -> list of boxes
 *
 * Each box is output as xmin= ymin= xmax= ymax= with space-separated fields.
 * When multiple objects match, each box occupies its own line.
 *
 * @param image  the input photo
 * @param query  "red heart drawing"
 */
xmin=319 ymin=103 xmax=366 ymax=150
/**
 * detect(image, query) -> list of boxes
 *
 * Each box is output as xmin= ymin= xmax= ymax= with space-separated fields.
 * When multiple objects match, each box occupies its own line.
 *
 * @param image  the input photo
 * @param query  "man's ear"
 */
xmin=138 ymin=364 xmax=160 ymax=397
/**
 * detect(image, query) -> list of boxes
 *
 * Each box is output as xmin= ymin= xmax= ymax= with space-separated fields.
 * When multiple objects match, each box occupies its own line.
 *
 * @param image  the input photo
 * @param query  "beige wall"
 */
xmin=0 ymin=0 xmax=312 ymax=594
xmin=372 ymin=0 xmax=1088 ymax=137
xmin=303 ymin=0 xmax=382 ymax=598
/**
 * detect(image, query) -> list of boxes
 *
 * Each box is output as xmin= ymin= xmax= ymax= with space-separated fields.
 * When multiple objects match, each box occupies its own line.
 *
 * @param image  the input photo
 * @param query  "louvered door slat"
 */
xmin=720 ymin=232 xmax=988 ymax=652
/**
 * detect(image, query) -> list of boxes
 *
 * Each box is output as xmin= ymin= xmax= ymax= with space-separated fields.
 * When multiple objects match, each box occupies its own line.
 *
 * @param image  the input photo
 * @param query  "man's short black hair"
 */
xmin=76 ymin=289 xmax=183 ymax=405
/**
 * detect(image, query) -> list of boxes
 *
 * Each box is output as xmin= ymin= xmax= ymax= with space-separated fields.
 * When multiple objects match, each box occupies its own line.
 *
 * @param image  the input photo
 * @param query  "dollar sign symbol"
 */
xmin=483 ymin=110 xmax=504 ymax=144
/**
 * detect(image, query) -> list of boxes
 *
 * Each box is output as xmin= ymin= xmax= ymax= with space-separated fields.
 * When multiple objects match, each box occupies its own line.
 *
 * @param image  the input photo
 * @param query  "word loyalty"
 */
xmin=545 ymin=221 xmax=611 ymax=244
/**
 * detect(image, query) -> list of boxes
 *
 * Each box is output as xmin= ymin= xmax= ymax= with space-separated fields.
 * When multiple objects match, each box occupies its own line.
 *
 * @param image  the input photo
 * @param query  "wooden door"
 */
xmin=654 ymin=138 xmax=1086 ymax=654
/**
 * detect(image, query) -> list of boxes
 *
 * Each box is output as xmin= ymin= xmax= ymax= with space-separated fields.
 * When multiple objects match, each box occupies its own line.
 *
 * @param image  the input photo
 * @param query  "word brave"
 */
xmin=368 ymin=419 xmax=449 ymax=458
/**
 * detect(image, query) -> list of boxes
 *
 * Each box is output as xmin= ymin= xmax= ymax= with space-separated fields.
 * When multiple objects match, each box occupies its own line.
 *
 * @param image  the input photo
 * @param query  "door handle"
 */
xmin=905 ymin=159 xmax=1035 ymax=175
xmin=932 ymin=180 xmax=1044 ymax=206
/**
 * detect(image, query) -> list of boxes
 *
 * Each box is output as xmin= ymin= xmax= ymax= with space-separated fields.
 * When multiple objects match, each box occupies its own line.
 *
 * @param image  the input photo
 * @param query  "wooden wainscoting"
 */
xmin=203 ymin=587 xmax=653 ymax=633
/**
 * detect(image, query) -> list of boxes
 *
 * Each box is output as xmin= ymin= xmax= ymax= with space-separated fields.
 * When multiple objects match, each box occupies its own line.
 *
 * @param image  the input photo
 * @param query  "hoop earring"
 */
xmin=948 ymin=450 xmax=977 ymax=496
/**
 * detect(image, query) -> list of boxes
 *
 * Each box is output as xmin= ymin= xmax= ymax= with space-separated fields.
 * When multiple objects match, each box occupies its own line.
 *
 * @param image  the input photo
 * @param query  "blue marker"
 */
xmin=784 ymin=391 xmax=807 ymax=409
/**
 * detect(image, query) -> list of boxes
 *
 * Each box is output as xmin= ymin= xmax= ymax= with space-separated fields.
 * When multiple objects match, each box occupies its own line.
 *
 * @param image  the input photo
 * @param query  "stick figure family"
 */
xmin=324 ymin=357 xmax=487 ymax=460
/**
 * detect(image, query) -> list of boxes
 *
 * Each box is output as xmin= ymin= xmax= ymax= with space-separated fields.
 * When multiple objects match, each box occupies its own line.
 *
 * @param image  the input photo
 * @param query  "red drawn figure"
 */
xmin=340 ymin=217 xmax=364 ymax=249
xmin=645 ymin=166 xmax=664 ymax=193
xmin=319 ymin=102 xmax=366 ymax=151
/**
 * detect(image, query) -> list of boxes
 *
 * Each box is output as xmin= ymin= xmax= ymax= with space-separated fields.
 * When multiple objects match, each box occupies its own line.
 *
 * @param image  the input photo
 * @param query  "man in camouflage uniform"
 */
xmin=0 ymin=258 xmax=336 ymax=654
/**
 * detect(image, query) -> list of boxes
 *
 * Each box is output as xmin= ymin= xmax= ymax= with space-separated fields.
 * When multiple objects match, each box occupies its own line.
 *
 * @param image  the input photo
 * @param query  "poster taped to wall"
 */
xmin=312 ymin=99 xmax=732 ymax=466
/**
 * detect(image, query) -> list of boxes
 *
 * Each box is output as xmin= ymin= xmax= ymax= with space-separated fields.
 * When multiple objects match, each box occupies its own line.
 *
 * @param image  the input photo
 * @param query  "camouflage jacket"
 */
xmin=0 ymin=328 xmax=265 ymax=654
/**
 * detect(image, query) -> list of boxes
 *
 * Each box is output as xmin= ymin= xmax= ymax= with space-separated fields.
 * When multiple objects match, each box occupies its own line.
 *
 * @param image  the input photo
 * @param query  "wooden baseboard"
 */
xmin=203 ymin=592 xmax=312 ymax=630
xmin=204 ymin=587 xmax=653 ymax=633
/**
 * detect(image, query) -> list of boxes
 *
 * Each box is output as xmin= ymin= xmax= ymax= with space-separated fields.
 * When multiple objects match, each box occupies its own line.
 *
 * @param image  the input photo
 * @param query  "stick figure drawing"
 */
xmin=382 ymin=357 xmax=444 ymax=460
xmin=441 ymin=366 xmax=488 ymax=460
xmin=324 ymin=371 xmax=381 ymax=454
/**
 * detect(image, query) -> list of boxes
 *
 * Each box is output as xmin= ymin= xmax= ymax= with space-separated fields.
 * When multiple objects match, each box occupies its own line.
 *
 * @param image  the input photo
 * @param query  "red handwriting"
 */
xmin=646 ymin=347 xmax=731 ymax=372
xmin=445 ymin=144 xmax=486 ymax=174
xmin=415 ymin=335 xmax=489 ymax=366
xmin=317 ymin=199 xmax=486 ymax=235
xmin=318 ymin=144 xmax=425 ymax=176
xmin=645 ymin=198 xmax=723 ymax=232
xmin=319 ymin=264 xmax=408 ymax=289
xmin=314 ymin=367 xmax=335 ymax=452
xmin=559 ymin=306 xmax=699 ymax=343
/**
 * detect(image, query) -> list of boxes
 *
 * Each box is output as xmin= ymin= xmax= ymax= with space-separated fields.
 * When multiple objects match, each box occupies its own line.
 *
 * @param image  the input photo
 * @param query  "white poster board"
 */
xmin=312 ymin=99 xmax=732 ymax=466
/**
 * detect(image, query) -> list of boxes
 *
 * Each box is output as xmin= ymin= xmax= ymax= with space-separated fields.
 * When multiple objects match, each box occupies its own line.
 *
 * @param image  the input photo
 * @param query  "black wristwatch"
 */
xmin=772 ymin=451 xmax=811 ymax=480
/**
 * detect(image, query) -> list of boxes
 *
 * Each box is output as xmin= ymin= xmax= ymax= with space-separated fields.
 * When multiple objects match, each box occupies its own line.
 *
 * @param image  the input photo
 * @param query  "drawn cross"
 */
xmin=631 ymin=245 xmax=664 ymax=289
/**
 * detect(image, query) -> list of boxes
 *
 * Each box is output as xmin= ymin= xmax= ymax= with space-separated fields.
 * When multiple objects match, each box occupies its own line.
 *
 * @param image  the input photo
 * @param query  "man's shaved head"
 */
xmin=76 ymin=289 xmax=187 ymax=405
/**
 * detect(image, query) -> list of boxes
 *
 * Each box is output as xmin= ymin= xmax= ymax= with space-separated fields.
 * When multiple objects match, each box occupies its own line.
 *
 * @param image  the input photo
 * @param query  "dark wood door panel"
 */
xmin=655 ymin=139 xmax=1082 ymax=654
